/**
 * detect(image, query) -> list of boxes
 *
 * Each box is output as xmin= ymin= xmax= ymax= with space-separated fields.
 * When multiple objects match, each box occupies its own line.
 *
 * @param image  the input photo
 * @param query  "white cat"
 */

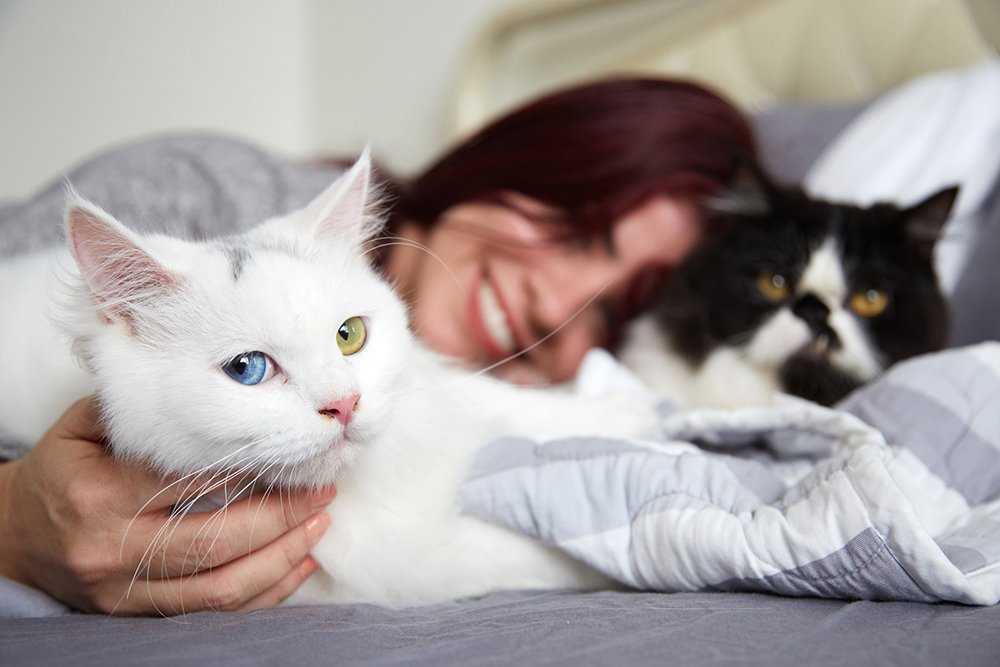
xmin=0 ymin=153 xmax=656 ymax=606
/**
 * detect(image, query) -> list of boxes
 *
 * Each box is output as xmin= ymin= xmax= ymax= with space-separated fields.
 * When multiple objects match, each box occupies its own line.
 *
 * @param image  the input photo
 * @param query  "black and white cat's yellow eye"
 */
xmin=849 ymin=289 xmax=890 ymax=318
xmin=756 ymin=271 xmax=790 ymax=302
xmin=337 ymin=316 xmax=367 ymax=355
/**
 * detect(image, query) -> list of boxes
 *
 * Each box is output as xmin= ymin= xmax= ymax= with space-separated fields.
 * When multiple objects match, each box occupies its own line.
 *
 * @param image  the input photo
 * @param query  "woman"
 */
xmin=0 ymin=78 xmax=755 ymax=614
xmin=386 ymin=78 xmax=752 ymax=383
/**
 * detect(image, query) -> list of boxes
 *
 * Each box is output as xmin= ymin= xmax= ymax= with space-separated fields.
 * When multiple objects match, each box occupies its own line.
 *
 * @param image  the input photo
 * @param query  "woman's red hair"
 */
xmin=391 ymin=77 xmax=756 ymax=237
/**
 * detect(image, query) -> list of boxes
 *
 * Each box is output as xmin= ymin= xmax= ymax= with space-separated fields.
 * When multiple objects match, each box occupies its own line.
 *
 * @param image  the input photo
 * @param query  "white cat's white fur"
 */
xmin=0 ymin=154 xmax=656 ymax=606
xmin=620 ymin=238 xmax=883 ymax=409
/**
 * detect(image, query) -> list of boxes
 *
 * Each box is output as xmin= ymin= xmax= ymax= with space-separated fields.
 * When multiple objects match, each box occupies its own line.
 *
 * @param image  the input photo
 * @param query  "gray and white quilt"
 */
xmin=461 ymin=344 xmax=1000 ymax=605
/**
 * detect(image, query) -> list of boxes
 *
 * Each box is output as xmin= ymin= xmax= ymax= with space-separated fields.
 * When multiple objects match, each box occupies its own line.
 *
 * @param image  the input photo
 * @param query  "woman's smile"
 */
xmin=468 ymin=270 xmax=518 ymax=361
xmin=386 ymin=195 xmax=702 ymax=383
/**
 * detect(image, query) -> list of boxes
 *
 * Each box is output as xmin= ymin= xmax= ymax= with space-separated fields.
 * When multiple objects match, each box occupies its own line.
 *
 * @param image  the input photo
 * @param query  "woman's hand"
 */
xmin=0 ymin=397 xmax=335 ymax=615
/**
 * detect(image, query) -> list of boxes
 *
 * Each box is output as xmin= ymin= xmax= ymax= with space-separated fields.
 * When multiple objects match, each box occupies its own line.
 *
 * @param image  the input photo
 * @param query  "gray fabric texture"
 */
xmin=838 ymin=346 xmax=1000 ymax=504
xmin=0 ymin=133 xmax=342 ymax=259
xmin=0 ymin=578 xmax=70 ymax=619
xmin=947 ymin=175 xmax=1000 ymax=346
xmin=461 ymin=345 xmax=1000 ymax=605
xmin=751 ymin=100 xmax=871 ymax=185
xmin=3 ymin=591 xmax=1000 ymax=666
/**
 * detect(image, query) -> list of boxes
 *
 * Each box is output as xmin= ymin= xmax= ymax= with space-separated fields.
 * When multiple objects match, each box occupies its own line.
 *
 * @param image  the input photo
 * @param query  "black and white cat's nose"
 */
xmin=792 ymin=294 xmax=839 ymax=344
xmin=792 ymin=293 xmax=828 ymax=323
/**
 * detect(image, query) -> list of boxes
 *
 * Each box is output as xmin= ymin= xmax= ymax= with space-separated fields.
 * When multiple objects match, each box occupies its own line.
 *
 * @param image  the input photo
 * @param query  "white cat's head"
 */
xmin=64 ymin=152 xmax=412 ymax=488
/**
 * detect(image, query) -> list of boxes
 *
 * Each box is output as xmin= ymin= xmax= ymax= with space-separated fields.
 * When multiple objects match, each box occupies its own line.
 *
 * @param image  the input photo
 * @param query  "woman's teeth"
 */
xmin=479 ymin=282 xmax=515 ymax=353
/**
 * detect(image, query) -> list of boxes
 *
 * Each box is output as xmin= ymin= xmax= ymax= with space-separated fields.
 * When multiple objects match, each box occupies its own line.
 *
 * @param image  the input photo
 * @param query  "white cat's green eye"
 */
xmin=337 ymin=316 xmax=367 ymax=355
xmin=849 ymin=289 xmax=889 ymax=318
xmin=756 ymin=271 xmax=790 ymax=302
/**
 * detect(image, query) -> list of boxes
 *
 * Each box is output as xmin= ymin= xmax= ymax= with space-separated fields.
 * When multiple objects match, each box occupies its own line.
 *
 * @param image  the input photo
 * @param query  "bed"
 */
xmin=4 ymin=0 xmax=1000 ymax=665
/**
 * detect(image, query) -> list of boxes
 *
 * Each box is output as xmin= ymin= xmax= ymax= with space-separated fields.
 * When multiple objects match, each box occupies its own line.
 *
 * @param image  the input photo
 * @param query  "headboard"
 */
xmin=450 ymin=0 xmax=999 ymax=138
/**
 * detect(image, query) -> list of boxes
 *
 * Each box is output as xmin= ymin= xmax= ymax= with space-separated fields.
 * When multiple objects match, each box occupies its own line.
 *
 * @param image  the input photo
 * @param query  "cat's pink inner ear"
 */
xmin=306 ymin=149 xmax=376 ymax=246
xmin=68 ymin=205 xmax=175 ymax=321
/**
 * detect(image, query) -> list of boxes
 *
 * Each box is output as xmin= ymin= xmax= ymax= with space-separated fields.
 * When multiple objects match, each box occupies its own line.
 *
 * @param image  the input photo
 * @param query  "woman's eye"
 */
xmin=337 ymin=316 xmax=367 ymax=355
xmin=756 ymin=270 xmax=790 ymax=302
xmin=849 ymin=289 xmax=890 ymax=317
xmin=222 ymin=351 xmax=275 ymax=385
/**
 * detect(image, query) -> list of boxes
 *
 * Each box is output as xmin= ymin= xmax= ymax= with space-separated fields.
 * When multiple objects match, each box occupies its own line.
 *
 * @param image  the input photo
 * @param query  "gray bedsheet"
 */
xmin=3 ymin=590 xmax=1000 ymax=666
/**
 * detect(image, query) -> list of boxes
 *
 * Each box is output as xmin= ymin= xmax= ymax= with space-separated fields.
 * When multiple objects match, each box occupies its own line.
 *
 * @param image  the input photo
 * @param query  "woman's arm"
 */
xmin=0 ymin=397 xmax=335 ymax=615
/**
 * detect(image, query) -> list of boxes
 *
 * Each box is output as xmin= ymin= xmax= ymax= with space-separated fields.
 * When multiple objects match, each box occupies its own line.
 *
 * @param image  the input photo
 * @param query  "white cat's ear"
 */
xmin=66 ymin=197 xmax=177 ymax=323
xmin=294 ymin=147 xmax=382 ymax=247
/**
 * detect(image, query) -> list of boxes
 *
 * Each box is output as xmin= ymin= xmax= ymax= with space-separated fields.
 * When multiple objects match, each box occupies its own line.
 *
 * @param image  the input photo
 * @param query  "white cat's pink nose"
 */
xmin=320 ymin=393 xmax=360 ymax=426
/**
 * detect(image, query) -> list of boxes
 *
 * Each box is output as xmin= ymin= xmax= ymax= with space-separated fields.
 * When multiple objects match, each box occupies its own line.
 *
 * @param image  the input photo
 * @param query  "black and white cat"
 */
xmin=621 ymin=165 xmax=957 ymax=407
xmin=0 ymin=154 xmax=656 ymax=607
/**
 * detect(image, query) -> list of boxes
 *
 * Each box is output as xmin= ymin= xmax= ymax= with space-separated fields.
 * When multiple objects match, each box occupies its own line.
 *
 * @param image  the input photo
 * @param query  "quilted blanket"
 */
xmin=460 ymin=344 xmax=1000 ymax=605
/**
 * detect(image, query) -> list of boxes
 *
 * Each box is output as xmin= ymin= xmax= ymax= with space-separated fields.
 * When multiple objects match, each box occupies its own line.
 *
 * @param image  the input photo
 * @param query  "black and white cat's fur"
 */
xmin=0 ymin=154 xmax=657 ymax=607
xmin=622 ymin=166 xmax=957 ymax=407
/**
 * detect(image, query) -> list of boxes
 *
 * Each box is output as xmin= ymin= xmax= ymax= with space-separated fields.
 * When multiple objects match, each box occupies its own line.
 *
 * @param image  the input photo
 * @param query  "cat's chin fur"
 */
xmin=620 ymin=165 xmax=956 ymax=409
xmin=0 ymin=151 xmax=647 ymax=607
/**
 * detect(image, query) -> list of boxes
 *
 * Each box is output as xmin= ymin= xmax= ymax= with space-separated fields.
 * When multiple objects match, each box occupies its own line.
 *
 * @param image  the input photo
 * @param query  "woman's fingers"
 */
xmin=54 ymin=395 xmax=337 ymax=582
xmin=138 ymin=490 xmax=336 ymax=577
xmin=55 ymin=395 xmax=106 ymax=443
xmin=13 ymin=396 xmax=336 ymax=615
xmin=236 ymin=556 xmax=321 ymax=612
xmin=107 ymin=512 xmax=330 ymax=615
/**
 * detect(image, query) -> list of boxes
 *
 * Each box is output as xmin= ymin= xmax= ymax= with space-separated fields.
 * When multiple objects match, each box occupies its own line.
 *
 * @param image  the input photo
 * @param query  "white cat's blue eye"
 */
xmin=222 ymin=351 xmax=274 ymax=385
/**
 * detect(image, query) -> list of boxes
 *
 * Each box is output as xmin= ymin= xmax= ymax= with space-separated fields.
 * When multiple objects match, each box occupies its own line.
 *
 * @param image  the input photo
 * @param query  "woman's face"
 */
xmin=386 ymin=194 xmax=703 ymax=383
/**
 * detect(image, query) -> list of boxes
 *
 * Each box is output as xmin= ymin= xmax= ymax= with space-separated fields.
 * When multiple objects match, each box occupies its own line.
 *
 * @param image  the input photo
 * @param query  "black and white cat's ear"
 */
xmin=296 ymin=147 xmax=382 ymax=248
xmin=901 ymin=185 xmax=960 ymax=252
xmin=707 ymin=159 xmax=774 ymax=218
xmin=66 ymin=195 xmax=177 ymax=323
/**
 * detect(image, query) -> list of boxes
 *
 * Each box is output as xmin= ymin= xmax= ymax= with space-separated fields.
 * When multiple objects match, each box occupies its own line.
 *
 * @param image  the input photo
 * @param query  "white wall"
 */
xmin=0 ymin=0 xmax=509 ymax=200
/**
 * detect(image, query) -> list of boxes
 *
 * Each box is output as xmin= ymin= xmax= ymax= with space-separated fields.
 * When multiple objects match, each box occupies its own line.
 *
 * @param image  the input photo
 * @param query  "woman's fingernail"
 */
xmin=298 ymin=555 xmax=319 ymax=578
xmin=304 ymin=512 xmax=331 ymax=542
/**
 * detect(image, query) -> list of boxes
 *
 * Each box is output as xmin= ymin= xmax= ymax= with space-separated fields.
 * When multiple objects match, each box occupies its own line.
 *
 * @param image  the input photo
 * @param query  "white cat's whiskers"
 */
xmin=120 ymin=440 xmax=262 ymax=561
xmin=363 ymin=236 xmax=463 ymax=295
xmin=389 ymin=279 xmax=617 ymax=404
xmin=119 ymin=447 xmax=269 ymax=612
xmin=125 ymin=459 xmax=269 ymax=619
xmin=127 ymin=467 xmax=242 ymax=598
xmin=172 ymin=451 xmax=296 ymax=586
xmin=247 ymin=459 xmax=293 ymax=562
xmin=467 ymin=279 xmax=615 ymax=382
